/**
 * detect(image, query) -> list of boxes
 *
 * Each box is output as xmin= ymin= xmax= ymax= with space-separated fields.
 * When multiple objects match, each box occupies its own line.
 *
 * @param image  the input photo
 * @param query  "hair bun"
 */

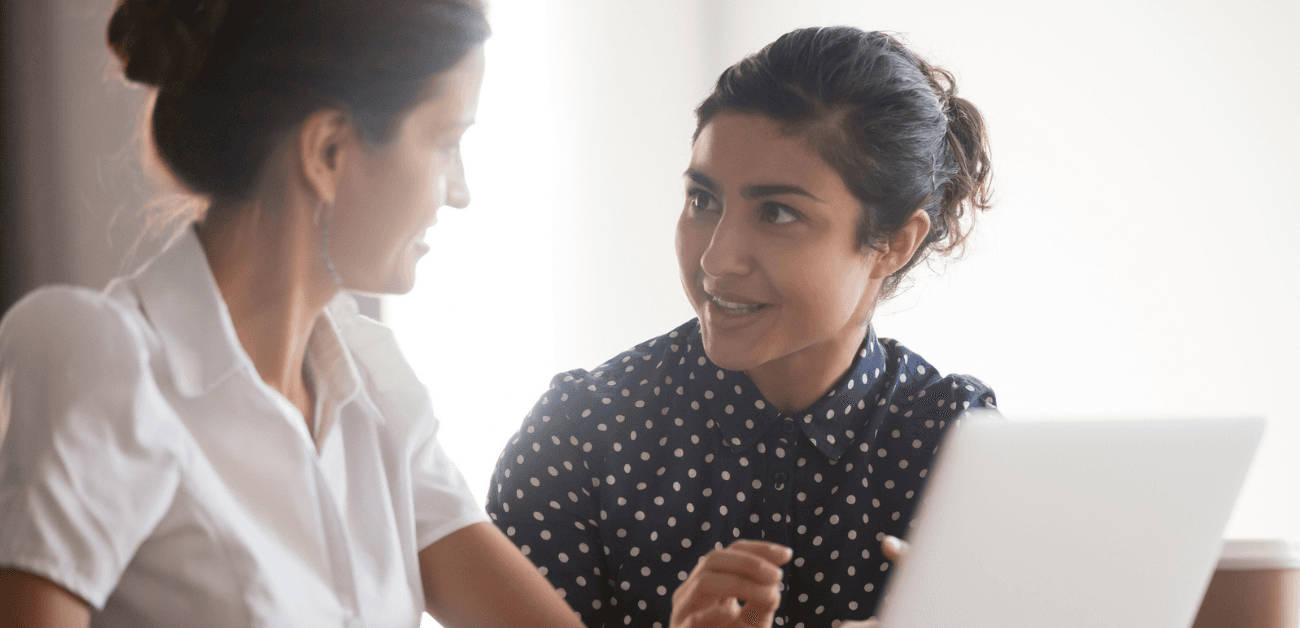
xmin=107 ymin=0 xmax=229 ymax=90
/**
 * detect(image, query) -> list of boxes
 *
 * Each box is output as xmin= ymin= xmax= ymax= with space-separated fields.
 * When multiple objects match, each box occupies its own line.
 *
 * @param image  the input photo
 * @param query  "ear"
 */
xmin=296 ymin=109 xmax=353 ymax=205
xmin=868 ymin=209 xmax=932 ymax=280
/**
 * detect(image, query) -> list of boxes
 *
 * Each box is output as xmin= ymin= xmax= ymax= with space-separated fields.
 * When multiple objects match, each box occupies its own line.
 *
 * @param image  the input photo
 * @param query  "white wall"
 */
xmin=389 ymin=0 xmax=1300 ymax=542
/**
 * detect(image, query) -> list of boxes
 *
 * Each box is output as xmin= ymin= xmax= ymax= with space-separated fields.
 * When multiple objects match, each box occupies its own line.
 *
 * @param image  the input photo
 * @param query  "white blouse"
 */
xmin=0 ymin=227 xmax=488 ymax=627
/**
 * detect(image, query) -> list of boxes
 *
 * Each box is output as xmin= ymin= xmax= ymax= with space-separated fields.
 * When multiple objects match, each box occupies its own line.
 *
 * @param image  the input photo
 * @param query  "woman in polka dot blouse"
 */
xmin=489 ymin=27 xmax=997 ymax=628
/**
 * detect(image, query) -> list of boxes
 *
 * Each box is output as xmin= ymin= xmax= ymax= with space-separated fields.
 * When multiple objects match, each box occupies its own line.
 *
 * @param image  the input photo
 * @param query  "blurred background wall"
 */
xmin=1 ymin=0 xmax=1297 ymax=559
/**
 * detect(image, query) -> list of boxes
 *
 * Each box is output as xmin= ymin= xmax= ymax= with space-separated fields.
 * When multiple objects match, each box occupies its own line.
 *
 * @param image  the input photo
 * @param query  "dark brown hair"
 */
xmin=695 ymin=27 xmax=992 ymax=298
xmin=108 ymin=0 xmax=490 ymax=206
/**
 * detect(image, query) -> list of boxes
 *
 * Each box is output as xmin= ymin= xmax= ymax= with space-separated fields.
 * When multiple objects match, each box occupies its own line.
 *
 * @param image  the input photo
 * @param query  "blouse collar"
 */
xmin=131 ymin=225 xmax=244 ymax=398
xmin=130 ymin=225 xmax=369 ymax=422
xmin=687 ymin=322 xmax=889 ymax=462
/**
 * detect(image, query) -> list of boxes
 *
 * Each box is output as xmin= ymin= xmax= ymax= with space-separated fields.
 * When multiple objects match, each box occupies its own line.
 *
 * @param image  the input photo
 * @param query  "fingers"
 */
xmin=677 ymin=599 xmax=743 ymax=628
xmin=881 ymin=535 xmax=910 ymax=563
xmin=671 ymin=541 xmax=791 ymax=628
xmin=838 ymin=619 xmax=881 ymax=628
xmin=690 ymin=542 xmax=789 ymax=586
xmin=680 ymin=569 xmax=781 ymax=609
xmin=725 ymin=539 xmax=794 ymax=569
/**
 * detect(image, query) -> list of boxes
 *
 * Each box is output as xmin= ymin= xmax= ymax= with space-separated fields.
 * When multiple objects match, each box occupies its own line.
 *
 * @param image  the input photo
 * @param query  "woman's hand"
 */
xmin=837 ymin=535 xmax=911 ymax=628
xmin=881 ymin=535 xmax=910 ymax=563
xmin=670 ymin=540 xmax=792 ymax=628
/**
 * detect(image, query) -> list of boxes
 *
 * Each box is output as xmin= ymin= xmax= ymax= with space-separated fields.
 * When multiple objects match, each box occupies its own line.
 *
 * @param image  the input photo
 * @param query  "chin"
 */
xmin=344 ymin=266 xmax=417 ymax=296
xmin=379 ymin=273 xmax=418 ymax=295
xmin=700 ymin=334 xmax=759 ymax=373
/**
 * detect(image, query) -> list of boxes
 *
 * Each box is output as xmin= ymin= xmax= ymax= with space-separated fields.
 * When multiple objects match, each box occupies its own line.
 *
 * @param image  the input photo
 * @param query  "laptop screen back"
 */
xmin=877 ymin=416 xmax=1264 ymax=628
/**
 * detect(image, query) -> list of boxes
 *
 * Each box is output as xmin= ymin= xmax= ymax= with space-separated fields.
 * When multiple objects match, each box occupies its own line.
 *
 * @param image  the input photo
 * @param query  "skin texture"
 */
xmin=418 ymin=523 xmax=583 ymax=627
xmin=326 ymin=52 xmax=479 ymax=296
xmin=671 ymin=540 xmax=792 ymax=628
xmin=0 ymin=570 xmax=90 ymax=628
xmin=676 ymin=112 xmax=931 ymax=414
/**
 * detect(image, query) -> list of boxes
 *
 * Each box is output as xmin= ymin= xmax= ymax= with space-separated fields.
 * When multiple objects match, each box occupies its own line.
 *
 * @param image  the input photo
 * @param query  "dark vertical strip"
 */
xmin=3 ymin=0 xmax=66 ymax=314
xmin=0 ymin=1 xmax=19 ymax=317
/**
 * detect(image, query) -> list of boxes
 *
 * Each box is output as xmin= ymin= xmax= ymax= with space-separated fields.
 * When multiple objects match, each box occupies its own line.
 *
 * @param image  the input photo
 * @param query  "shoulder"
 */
xmin=536 ymin=319 xmax=698 ymax=420
xmin=879 ymin=336 xmax=997 ymax=417
xmin=0 ymin=284 xmax=151 ymax=373
xmin=582 ymin=318 xmax=700 ymax=388
xmin=0 ymin=284 xmax=181 ymax=471
xmin=499 ymin=320 xmax=699 ymax=457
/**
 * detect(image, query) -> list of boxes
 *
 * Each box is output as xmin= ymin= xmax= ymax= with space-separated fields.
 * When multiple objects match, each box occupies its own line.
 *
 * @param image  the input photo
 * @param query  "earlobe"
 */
xmin=298 ymin=109 xmax=351 ymax=205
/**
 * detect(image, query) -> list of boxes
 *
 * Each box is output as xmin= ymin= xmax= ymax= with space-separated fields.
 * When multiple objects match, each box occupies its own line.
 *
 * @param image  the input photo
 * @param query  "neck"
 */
xmin=197 ymin=201 xmax=338 ymax=401
xmin=744 ymin=324 xmax=869 ymax=415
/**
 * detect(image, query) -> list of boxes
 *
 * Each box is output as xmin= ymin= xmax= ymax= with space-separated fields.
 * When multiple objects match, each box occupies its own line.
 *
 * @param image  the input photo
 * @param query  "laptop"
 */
xmin=876 ymin=415 xmax=1265 ymax=628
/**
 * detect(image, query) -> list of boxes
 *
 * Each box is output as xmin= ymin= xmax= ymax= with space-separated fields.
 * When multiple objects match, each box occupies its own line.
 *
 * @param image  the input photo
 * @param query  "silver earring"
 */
xmin=317 ymin=202 xmax=342 ymax=286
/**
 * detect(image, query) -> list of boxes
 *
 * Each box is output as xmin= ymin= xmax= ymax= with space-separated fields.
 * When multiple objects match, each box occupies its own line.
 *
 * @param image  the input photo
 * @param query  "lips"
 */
xmin=706 ymin=292 xmax=769 ymax=316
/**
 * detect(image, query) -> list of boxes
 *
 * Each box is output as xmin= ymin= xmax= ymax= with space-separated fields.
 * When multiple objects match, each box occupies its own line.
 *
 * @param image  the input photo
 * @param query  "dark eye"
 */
xmin=687 ymin=189 xmax=719 ymax=213
xmin=759 ymin=202 xmax=798 ymax=224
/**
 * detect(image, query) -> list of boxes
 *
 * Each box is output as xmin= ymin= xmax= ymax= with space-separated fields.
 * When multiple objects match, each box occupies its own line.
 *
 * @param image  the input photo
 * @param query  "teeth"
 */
xmin=711 ymin=295 xmax=765 ymax=314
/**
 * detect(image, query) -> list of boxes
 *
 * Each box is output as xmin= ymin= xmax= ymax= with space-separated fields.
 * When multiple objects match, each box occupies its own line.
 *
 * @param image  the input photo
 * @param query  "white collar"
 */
xmin=129 ymin=226 xmax=374 ymax=427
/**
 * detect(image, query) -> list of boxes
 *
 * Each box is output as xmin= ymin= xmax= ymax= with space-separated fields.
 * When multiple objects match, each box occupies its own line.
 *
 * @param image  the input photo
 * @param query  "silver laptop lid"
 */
xmin=878 ymin=416 xmax=1264 ymax=628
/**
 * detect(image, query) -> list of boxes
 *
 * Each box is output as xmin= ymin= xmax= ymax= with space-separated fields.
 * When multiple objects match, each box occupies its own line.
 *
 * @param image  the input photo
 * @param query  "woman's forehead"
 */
xmin=402 ymin=48 xmax=486 ymax=133
xmin=689 ymin=113 xmax=850 ymax=197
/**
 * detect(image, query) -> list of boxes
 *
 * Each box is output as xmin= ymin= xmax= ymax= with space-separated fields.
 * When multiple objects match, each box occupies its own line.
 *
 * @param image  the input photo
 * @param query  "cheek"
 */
xmin=784 ymin=252 xmax=874 ymax=322
xmin=384 ymin=150 xmax=436 ymax=212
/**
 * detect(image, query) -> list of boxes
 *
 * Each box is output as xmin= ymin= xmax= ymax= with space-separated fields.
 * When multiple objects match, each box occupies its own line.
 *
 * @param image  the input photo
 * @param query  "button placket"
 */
xmin=311 ymin=462 xmax=362 ymax=624
xmin=757 ymin=418 xmax=797 ymax=623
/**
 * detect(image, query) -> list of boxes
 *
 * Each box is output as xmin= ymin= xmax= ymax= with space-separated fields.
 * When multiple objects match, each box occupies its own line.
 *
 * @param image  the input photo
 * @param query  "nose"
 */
xmin=699 ymin=207 xmax=752 ymax=279
xmin=444 ymin=150 xmax=470 ymax=209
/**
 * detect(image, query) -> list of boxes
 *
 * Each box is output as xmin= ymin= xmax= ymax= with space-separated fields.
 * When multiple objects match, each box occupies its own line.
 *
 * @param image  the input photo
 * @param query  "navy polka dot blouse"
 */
xmin=487 ymin=319 xmax=996 ymax=627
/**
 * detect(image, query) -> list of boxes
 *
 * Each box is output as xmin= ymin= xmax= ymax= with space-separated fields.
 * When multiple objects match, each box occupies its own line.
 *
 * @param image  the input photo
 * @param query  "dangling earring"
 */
xmin=315 ymin=201 xmax=343 ymax=286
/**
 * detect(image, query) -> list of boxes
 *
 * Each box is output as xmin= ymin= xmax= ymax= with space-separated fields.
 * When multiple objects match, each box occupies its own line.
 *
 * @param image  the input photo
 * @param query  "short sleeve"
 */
xmin=487 ymin=378 xmax=611 ymax=627
xmin=0 ymin=287 xmax=182 ymax=609
xmin=409 ymin=420 xmax=490 ymax=550
xmin=325 ymin=295 xmax=490 ymax=549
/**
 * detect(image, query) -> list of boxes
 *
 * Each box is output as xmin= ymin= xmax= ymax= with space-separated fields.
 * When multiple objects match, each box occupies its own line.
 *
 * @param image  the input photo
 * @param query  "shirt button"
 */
xmin=774 ymin=472 xmax=787 ymax=483
xmin=782 ymin=421 xmax=795 ymax=433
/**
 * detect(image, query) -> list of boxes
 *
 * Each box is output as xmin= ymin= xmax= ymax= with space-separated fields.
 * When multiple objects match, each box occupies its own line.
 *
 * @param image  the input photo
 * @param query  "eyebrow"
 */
xmin=684 ymin=169 xmax=825 ymax=203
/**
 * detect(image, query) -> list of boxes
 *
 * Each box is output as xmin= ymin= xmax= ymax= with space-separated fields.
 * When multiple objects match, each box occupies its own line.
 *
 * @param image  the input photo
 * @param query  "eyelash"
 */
xmin=686 ymin=189 xmax=718 ymax=213
xmin=759 ymin=202 xmax=799 ymax=225
xmin=686 ymin=189 xmax=801 ymax=225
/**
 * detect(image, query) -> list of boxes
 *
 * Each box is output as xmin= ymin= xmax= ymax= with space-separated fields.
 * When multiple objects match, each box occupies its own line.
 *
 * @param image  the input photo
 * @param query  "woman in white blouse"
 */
xmin=0 ymin=1 xmax=783 ymax=626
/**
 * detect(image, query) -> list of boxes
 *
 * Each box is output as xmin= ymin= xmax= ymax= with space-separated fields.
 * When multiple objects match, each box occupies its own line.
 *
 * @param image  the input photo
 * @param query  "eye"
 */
xmin=759 ymin=202 xmax=799 ymax=225
xmin=687 ymin=189 xmax=719 ymax=214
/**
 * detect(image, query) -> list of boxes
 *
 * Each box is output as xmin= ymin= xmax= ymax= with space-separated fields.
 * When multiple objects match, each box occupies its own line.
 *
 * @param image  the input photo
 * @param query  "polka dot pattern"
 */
xmin=487 ymin=320 xmax=997 ymax=627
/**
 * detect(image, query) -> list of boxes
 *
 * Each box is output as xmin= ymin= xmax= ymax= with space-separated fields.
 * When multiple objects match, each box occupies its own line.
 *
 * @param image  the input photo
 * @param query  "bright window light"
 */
xmin=380 ymin=4 xmax=557 ymax=625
